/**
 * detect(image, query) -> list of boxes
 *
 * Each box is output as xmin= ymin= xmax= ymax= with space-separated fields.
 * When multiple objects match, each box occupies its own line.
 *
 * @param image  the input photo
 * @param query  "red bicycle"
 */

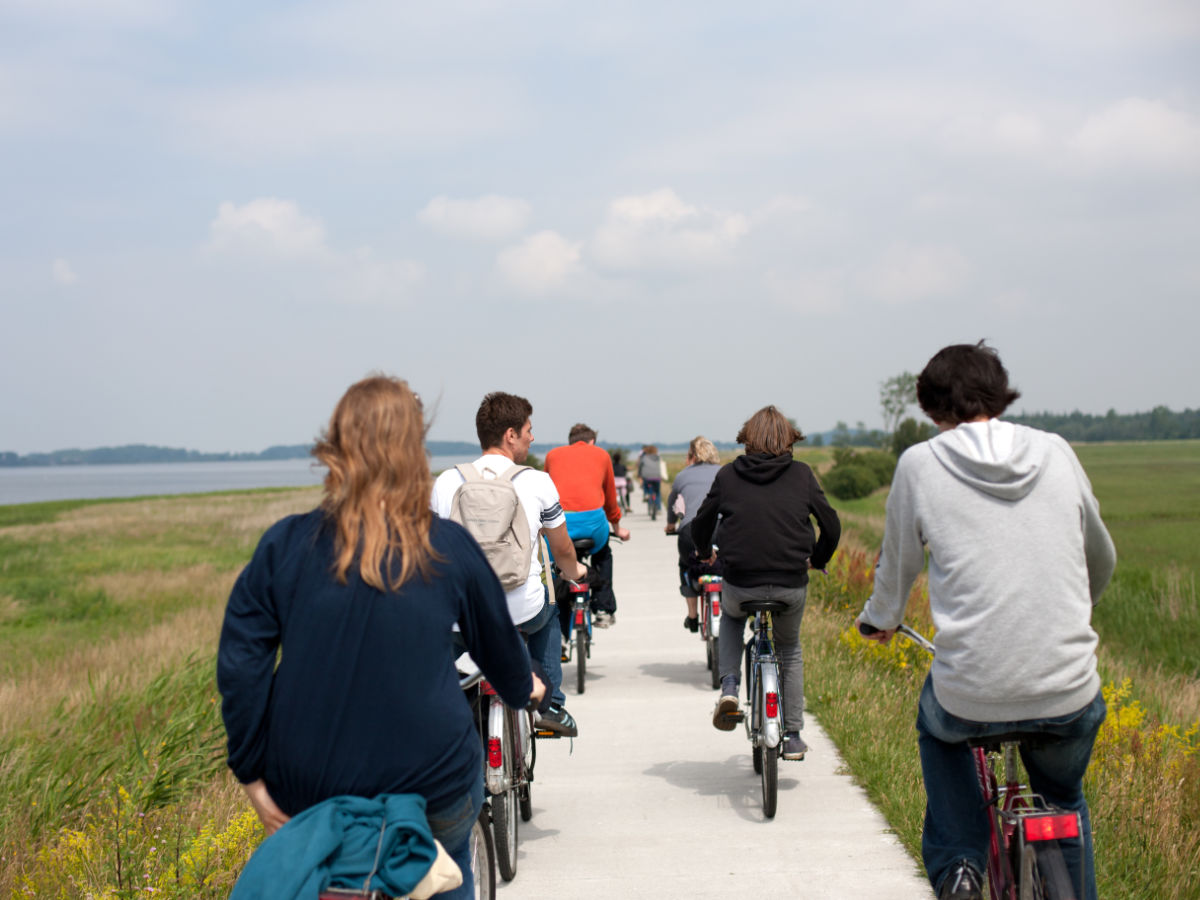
xmin=871 ymin=624 xmax=1082 ymax=900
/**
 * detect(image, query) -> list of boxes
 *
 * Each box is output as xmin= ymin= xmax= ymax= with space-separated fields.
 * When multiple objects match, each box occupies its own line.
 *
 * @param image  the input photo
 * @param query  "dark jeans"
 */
xmin=520 ymin=588 xmax=565 ymax=707
xmin=916 ymin=676 xmax=1106 ymax=900
xmin=676 ymin=522 xmax=697 ymax=598
xmin=424 ymin=777 xmax=484 ymax=900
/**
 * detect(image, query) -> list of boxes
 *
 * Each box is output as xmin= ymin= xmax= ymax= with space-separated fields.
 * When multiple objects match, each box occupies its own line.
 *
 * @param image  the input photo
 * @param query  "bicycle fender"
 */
xmin=486 ymin=699 xmax=510 ymax=794
xmin=760 ymin=665 xmax=782 ymax=748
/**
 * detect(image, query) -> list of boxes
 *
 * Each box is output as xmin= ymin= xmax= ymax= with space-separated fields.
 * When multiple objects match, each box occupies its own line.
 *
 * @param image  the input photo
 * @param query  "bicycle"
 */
xmin=644 ymin=480 xmax=661 ymax=520
xmin=722 ymin=599 xmax=786 ymax=818
xmin=863 ymin=623 xmax=1084 ymax=900
xmin=695 ymin=573 xmax=722 ymax=690
xmin=558 ymin=538 xmax=597 ymax=695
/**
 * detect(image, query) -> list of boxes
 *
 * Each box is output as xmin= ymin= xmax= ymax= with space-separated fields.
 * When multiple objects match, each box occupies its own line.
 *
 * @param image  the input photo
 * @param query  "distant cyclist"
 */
xmin=544 ymin=424 xmax=631 ymax=630
xmin=691 ymin=405 xmax=840 ymax=761
xmin=856 ymin=342 xmax=1115 ymax=900
xmin=610 ymin=449 xmax=632 ymax=514
xmin=638 ymin=445 xmax=664 ymax=517
xmin=664 ymin=436 xmax=721 ymax=633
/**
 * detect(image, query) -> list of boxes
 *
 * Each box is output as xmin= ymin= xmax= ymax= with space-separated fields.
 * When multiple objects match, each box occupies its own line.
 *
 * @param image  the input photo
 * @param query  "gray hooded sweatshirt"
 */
xmin=862 ymin=420 xmax=1116 ymax=722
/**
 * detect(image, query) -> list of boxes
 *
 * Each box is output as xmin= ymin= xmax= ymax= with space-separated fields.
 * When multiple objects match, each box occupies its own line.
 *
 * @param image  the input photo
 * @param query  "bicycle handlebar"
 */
xmin=857 ymin=621 xmax=935 ymax=655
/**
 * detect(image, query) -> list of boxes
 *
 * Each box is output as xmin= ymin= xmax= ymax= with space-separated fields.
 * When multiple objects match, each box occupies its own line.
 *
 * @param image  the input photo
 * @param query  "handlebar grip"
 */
xmin=857 ymin=621 xmax=882 ymax=636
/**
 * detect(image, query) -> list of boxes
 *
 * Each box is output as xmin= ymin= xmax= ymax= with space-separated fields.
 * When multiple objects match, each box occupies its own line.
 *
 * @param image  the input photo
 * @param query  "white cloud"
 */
xmin=940 ymin=112 xmax=1046 ymax=156
xmin=207 ymin=198 xmax=422 ymax=304
xmin=496 ymin=231 xmax=582 ymax=295
xmin=418 ymin=194 xmax=531 ymax=241
xmin=589 ymin=188 xmax=749 ymax=271
xmin=860 ymin=243 xmax=970 ymax=304
xmin=208 ymin=198 xmax=329 ymax=259
xmin=1070 ymin=98 xmax=1200 ymax=171
xmin=52 ymin=258 xmax=77 ymax=285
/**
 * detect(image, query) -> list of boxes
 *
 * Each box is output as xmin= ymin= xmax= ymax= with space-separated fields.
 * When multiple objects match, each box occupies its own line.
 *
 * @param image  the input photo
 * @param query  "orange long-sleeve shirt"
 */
xmin=543 ymin=442 xmax=621 ymax=522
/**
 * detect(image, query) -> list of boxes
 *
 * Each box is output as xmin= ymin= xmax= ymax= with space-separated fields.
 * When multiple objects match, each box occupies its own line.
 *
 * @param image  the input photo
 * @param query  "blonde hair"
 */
xmin=735 ymin=405 xmax=805 ymax=456
xmin=312 ymin=375 xmax=438 ymax=591
xmin=688 ymin=436 xmax=721 ymax=465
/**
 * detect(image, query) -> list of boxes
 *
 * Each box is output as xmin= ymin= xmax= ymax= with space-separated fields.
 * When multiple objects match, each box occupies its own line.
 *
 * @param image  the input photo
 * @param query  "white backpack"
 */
xmin=449 ymin=464 xmax=532 ymax=591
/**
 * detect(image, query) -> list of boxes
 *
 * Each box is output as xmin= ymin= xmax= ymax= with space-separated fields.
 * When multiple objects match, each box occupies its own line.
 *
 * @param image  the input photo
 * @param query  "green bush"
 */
xmin=822 ymin=464 xmax=879 ymax=500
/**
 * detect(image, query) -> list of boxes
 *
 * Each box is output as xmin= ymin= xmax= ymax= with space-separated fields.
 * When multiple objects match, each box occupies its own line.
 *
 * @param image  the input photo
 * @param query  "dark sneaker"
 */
xmin=535 ymin=704 xmax=578 ymax=738
xmin=593 ymin=611 xmax=615 ymax=628
xmin=683 ymin=616 xmax=699 ymax=633
xmin=781 ymin=732 xmax=808 ymax=760
xmin=938 ymin=861 xmax=983 ymax=900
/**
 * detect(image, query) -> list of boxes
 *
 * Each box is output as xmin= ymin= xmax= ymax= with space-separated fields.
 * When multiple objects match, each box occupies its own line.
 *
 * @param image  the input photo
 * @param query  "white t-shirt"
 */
xmin=431 ymin=453 xmax=566 ymax=626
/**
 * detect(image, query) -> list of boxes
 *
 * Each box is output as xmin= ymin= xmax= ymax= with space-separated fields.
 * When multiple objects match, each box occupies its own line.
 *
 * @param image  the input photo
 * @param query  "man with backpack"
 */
xmin=432 ymin=392 xmax=587 ymax=736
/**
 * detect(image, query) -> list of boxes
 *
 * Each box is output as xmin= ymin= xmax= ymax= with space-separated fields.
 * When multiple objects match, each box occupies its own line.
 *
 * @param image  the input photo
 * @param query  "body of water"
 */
xmin=0 ymin=455 xmax=473 ymax=506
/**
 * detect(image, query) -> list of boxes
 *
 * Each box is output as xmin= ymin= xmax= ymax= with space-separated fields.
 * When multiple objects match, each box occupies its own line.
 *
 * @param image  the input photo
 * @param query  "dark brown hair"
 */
xmin=568 ymin=423 xmax=597 ymax=444
xmin=312 ymin=375 xmax=437 ymax=591
xmin=475 ymin=392 xmax=533 ymax=451
xmin=736 ymin=405 xmax=805 ymax=455
xmin=916 ymin=341 xmax=1021 ymax=425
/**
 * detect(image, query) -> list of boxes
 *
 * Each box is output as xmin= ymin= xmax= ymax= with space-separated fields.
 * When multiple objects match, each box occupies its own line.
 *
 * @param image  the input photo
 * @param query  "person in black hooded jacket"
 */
xmin=691 ymin=405 xmax=840 ymax=761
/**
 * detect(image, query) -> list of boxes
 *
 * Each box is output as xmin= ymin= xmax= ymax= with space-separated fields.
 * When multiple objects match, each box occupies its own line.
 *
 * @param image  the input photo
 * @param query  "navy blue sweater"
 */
xmin=218 ymin=510 xmax=532 ymax=815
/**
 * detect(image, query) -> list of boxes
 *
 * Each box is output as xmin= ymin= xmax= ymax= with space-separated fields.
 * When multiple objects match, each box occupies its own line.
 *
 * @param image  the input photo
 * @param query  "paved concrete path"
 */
xmin=498 ymin=504 xmax=935 ymax=899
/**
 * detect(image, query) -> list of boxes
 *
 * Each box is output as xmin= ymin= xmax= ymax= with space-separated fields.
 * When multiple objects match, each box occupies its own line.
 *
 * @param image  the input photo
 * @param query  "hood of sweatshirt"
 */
xmin=732 ymin=452 xmax=794 ymax=485
xmin=927 ymin=419 xmax=1048 ymax=500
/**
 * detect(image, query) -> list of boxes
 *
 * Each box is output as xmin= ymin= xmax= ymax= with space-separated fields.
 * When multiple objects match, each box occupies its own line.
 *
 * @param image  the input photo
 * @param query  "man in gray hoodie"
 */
xmin=857 ymin=342 xmax=1116 ymax=900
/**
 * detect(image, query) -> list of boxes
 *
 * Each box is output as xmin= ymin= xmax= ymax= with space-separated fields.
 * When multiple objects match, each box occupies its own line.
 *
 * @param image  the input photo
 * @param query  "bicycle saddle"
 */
xmin=572 ymin=538 xmax=595 ymax=553
xmin=967 ymin=731 xmax=1052 ymax=752
xmin=740 ymin=599 xmax=790 ymax=613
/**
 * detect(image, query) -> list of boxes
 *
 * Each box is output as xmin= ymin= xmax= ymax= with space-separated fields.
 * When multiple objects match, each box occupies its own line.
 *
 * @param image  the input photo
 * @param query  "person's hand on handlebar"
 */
xmin=614 ymin=526 xmax=630 ymax=541
xmin=855 ymin=617 xmax=896 ymax=644
xmin=561 ymin=560 xmax=587 ymax=582
xmin=664 ymin=522 xmax=676 ymax=535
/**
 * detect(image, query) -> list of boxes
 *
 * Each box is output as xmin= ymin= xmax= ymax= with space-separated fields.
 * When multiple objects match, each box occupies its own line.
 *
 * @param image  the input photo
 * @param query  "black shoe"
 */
xmin=683 ymin=616 xmax=699 ymax=633
xmin=938 ymin=861 xmax=983 ymax=900
xmin=535 ymin=704 xmax=578 ymax=738
xmin=781 ymin=732 xmax=808 ymax=760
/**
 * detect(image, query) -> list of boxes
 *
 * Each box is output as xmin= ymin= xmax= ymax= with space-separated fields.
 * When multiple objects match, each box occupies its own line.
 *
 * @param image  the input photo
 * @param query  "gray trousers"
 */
xmin=717 ymin=582 xmax=807 ymax=732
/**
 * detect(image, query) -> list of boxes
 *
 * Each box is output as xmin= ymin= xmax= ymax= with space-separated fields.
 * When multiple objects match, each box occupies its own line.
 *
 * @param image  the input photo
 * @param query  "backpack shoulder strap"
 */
xmin=499 ymin=464 xmax=531 ymax=484
xmin=455 ymin=464 xmax=482 ymax=482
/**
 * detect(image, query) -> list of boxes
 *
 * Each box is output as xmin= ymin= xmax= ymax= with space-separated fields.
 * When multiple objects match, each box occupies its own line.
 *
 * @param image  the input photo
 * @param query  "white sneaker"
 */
xmin=593 ymin=611 xmax=615 ymax=628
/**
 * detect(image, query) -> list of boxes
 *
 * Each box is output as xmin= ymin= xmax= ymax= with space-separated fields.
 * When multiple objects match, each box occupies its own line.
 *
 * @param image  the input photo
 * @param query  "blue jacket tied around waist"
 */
xmin=230 ymin=793 xmax=438 ymax=900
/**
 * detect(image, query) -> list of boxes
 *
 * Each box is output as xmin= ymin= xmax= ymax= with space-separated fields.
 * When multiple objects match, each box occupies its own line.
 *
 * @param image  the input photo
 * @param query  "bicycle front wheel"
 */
xmin=471 ymin=810 xmax=496 ymax=900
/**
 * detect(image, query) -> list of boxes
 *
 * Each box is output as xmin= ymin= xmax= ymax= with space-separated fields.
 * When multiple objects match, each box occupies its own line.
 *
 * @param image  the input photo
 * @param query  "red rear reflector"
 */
xmin=487 ymin=737 xmax=502 ymax=768
xmin=569 ymin=583 xmax=588 ymax=594
xmin=712 ymin=599 xmax=721 ymax=617
xmin=575 ymin=609 xmax=585 ymax=625
xmin=480 ymin=680 xmax=496 ymax=696
xmin=765 ymin=692 xmax=779 ymax=718
xmin=704 ymin=583 xmax=721 ymax=592
xmin=1023 ymin=814 xmax=1079 ymax=842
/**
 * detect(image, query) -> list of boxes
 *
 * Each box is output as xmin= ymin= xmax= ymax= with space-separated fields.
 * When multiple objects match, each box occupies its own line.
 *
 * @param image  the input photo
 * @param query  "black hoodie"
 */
xmin=690 ymin=453 xmax=840 ymax=588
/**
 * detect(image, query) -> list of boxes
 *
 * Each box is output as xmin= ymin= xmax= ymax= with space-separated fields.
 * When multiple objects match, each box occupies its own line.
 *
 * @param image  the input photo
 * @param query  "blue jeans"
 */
xmin=424 ymin=777 xmax=484 ymax=900
xmin=916 ymin=676 xmax=1106 ymax=900
xmin=521 ymin=587 xmax=565 ymax=707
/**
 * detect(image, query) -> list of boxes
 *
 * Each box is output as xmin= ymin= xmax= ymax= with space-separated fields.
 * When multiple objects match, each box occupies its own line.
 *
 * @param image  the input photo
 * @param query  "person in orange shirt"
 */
xmin=544 ymin=423 xmax=632 ymax=630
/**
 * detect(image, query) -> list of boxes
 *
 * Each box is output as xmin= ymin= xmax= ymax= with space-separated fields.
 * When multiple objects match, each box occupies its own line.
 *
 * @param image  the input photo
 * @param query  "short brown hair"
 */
xmin=476 ymin=392 xmax=533 ymax=451
xmin=735 ymin=406 xmax=805 ymax=455
xmin=568 ymin=423 xmax=597 ymax=443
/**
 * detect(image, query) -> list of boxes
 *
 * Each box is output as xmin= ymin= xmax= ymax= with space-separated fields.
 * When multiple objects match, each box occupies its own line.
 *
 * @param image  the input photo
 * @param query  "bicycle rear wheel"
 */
xmin=1020 ymin=841 xmax=1076 ymax=900
xmin=471 ymin=810 xmax=496 ymax=900
xmin=575 ymin=617 xmax=587 ymax=695
xmin=492 ymin=715 xmax=519 ymax=881
xmin=760 ymin=742 xmax=778 ymax=818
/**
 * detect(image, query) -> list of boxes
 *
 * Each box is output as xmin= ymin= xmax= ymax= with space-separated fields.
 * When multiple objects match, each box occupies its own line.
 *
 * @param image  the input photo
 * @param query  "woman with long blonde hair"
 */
xmin=219 ymin=375 xmax=539 ymax=899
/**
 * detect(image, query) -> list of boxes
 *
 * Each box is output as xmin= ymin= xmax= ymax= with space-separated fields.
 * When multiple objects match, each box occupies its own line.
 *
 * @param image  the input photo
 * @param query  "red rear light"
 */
xmin=1023 ymin=813 xmax=1079 ymax=842
xmin=480 ymin=680 xmax=496 ymax=696
xmin=711 ymin=599 xmax=720 ymax=617
xmin=569 ymin=582 xmax=588 ymax=594
xmin=765 ymin=692 xmax=779 ymax=718
xmin=704 ymin=582 xmax=721 ymax=592
xmin=487 ymin=737 xmax=502 ymax=768
xmin=575 ymin=609 xmax=585 ymax=625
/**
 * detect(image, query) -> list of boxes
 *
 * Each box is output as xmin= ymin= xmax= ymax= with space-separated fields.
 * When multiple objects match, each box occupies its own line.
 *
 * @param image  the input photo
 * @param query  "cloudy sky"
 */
xmin=2 ymin=0 xmax=1198 ymax=454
